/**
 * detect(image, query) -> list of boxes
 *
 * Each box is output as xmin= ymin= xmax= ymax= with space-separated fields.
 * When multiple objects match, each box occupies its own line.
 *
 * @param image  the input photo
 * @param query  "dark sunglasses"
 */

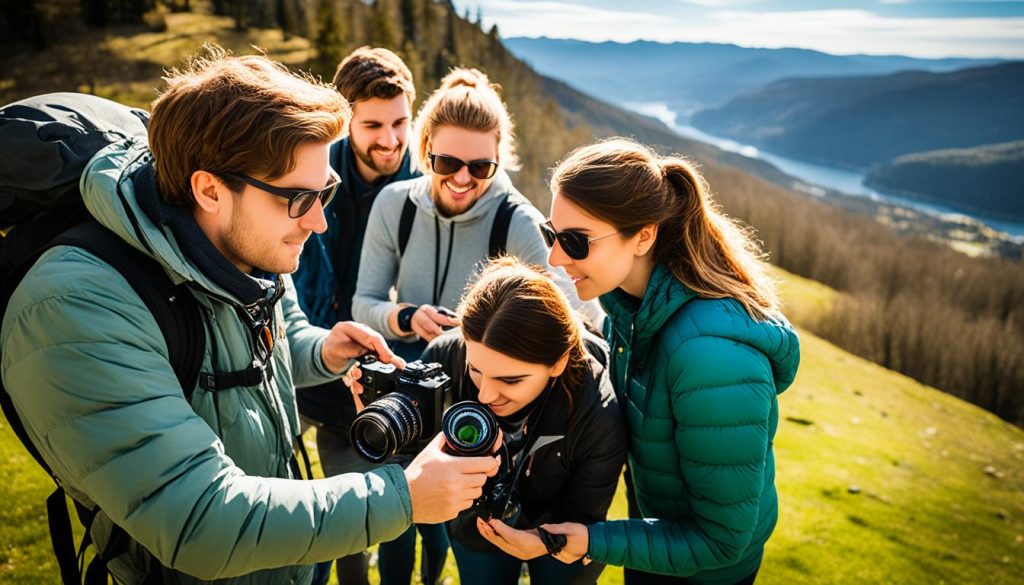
xmin=539 ymin=220 xmax=621 ymax=260
xmin=223 ymin=171 xmax=341 ymax=218
xmin=428 ymin=153 xmax=498 ymax=180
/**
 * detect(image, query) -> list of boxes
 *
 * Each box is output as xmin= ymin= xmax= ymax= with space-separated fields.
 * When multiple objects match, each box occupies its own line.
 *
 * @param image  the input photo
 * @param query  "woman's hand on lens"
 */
xmin=476 ymin=518 xmax=547 ymax=560
xmin=539 ymin=522 xmax=590 ymax=564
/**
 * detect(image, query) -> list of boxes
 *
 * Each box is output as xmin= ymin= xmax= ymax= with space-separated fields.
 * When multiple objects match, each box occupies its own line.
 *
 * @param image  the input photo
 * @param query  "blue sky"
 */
xmin=451 ymin=0 xmax=1024 ymax=58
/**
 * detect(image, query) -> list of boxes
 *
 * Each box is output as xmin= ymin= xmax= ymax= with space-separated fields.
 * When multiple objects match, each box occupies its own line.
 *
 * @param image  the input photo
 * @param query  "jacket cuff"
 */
xmin=377 ymin=463 xmax=414 ymax=525
xmin=587 ymin=522 xmax=610 ymax=563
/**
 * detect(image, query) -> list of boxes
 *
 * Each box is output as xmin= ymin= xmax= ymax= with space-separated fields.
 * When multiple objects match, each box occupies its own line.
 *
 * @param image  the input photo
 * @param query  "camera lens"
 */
xmin=351 ymin=393 xmax=423 ymax=463
xmin=442 ymin=401 xmax=499 ymax=457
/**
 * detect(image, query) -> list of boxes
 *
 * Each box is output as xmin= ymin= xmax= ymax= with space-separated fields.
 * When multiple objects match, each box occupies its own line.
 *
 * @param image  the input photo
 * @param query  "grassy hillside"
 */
xmin=3 ymin=267 xmax=1022 ymax=584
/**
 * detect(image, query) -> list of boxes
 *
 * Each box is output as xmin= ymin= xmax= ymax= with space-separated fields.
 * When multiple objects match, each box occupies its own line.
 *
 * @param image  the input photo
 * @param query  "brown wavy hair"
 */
xmin=413 ymin=67 xmax=519 ymax=172
xmin=551 ymin=137 xmax=780 ymax=321
xmin=149 ymin=45 xmax=351 ymax=208
xmin=458 ymin=257 xmax=588 ymax=404
xmin=332 ymin=46 xmax=415 ymax=106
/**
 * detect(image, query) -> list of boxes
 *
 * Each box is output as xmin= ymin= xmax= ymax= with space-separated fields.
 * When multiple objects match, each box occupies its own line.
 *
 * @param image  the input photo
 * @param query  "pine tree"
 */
xmin=370 ymin=0 xmax=398 ymax=49
xmin=313 ymin=0 xmax=344 ymax=79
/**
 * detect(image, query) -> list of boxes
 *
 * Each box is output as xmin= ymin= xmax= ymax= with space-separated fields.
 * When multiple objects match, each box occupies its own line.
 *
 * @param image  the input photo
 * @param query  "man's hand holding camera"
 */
xmin=321 ymin=321 xmax=404 ymax=374
xmin=405 ymin=433 xmax=500 ymax=524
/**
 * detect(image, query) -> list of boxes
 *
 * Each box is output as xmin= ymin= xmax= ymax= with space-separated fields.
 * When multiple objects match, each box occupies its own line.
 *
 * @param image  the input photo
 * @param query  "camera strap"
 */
xmin=497 ymin=378 xmax=559 ymax=509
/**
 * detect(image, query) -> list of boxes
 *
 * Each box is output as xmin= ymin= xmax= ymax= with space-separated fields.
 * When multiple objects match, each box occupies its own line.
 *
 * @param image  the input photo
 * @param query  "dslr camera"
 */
xmin=350 ymin=355 xmax=451 ymax=463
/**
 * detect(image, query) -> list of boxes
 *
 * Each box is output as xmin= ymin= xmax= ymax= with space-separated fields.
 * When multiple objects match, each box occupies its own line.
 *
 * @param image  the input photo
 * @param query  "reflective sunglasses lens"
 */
xmin=559 ymin=232 xmax=590 ymax=260
xmin=291 ymin=192 xmax=317 ymax=218
xmin=431 ymin=154 xmax=463 ymax=175
xmin=468 ymin=161 xmax=497 ymax=180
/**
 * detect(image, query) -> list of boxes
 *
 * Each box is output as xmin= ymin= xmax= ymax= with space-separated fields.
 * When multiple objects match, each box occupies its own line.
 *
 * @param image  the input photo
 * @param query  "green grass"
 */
xmin=4 ymin=267 xmax=1022 ymax=584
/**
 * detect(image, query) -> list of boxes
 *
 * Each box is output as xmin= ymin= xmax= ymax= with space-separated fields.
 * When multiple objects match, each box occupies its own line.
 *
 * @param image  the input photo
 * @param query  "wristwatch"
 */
xmin=397 ymin=305 xmax=417 ymax=333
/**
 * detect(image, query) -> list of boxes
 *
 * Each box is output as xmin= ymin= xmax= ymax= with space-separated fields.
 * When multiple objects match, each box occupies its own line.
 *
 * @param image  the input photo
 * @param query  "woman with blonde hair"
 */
xmin=487 ymin=138 xmax=800 ymax=584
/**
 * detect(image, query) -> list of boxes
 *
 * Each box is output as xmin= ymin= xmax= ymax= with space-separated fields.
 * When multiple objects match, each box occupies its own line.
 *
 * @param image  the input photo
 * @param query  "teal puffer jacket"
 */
xmin=588 ymin=264 xmax=800 ymax=585
xmin=0 ymin=141 xmax=412 ymax=584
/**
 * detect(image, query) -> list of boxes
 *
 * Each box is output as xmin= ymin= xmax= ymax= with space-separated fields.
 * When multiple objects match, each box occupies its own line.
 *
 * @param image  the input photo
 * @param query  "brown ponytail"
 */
xmin=551 ymin=138 xmax=781 ymax=321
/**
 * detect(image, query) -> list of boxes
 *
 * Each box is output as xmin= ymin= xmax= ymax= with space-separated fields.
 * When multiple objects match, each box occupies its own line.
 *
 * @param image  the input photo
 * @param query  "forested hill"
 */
xmin=690 ymin=61 xmax=1024 ymax=171
xmin=865 ymin=140 xmax=1024 ymax=221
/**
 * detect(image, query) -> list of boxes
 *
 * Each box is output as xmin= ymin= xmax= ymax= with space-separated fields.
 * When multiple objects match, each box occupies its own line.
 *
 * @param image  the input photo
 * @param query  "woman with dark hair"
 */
xmin=351 ymin=256 xmax=627 ymax=585
xmin=493 ymin=138 xmax=800 ymax=584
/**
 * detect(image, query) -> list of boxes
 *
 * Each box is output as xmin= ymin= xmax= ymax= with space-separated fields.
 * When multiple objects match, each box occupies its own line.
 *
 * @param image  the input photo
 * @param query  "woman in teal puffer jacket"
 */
xmin=492 ymin=137 xmax=800 ymax=585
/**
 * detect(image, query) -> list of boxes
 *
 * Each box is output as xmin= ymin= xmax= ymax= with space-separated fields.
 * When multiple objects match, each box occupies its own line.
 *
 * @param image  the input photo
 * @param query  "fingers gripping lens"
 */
xmin=428 ymin=153 xmax=498 ymax=180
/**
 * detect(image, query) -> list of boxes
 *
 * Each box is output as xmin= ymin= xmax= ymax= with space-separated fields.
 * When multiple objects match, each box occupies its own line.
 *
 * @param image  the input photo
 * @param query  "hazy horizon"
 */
xmin=453 ymin=0 xmax=1024 ymax=60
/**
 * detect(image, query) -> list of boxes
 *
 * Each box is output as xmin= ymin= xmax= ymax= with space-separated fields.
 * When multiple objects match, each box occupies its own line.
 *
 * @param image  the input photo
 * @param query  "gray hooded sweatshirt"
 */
xmin=352 ymin=170 xmax=603 ymax=342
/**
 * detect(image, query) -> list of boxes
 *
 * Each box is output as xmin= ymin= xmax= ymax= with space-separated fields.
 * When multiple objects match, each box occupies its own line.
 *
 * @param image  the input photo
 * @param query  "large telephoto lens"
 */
xmin=442 ymin=401 xmax=499 ymax=457
xmin=351 ymin=394 xmax=423 ymax=463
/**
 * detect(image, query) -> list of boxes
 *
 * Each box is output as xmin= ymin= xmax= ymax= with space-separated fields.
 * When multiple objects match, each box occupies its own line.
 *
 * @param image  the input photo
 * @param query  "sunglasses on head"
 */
xmin=539 ymin=220 xmax=621 ymax=260
xmin=428 ymin=153 xmax=498 ymax=180
xmin=223 ymin=171 xmax=341 ymax=218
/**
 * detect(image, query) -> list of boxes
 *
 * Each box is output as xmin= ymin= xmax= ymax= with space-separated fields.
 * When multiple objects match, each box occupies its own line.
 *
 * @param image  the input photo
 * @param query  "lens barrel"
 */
xmin=442 ymin=401 xmax=500 ymax=457
xmin=351 ymin=393 xmax=423 ymax=463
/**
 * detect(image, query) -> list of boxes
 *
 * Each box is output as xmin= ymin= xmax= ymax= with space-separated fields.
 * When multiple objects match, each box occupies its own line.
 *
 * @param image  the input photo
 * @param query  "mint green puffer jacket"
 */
xmin=588 ymin=264 xmax=800 ymax=585
xmin=0 ymin=141 xmax=412 ymax=584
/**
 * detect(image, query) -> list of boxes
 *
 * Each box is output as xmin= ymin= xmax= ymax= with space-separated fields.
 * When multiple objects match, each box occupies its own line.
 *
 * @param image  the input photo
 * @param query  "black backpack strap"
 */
xmin=488 ymin=195 xmax=521 ymax=258
xmin=0 ymin=219 xmax=193 ymax=585
xmin=397 ymin=194 xmax=417 ymax=257
xmin=51 ymin=220 xmax=206 ymax=400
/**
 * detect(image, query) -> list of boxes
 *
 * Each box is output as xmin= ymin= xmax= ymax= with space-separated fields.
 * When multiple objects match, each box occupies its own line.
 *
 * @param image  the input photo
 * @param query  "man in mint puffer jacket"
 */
xmin=1 ymin=49 xmax=497 ymax=585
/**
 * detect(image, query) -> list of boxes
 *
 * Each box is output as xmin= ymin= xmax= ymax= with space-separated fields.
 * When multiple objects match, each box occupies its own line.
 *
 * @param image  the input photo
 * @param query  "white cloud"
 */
xmin=483 ymin=3 xmax=1024 ymax=58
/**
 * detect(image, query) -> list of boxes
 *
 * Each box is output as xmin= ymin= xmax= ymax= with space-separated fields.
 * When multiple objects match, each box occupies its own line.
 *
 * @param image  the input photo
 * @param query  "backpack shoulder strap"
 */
xmin=397 ymin=194 xmax=417 ymax=257
xmin=51 ymin=220 xmax=206 ymax=400
xmin=488 ymin=195 xmax=522 ymax=259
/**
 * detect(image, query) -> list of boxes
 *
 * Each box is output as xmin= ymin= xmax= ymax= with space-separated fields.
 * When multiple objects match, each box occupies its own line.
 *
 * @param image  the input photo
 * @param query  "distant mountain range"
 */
xmin=505 ymin=37 xmax=1001 ymax=116
xmin=507 ymin=37 xmax=1024 ymax=223
xmin=691 ymin=62 xmax=1024 ymax=171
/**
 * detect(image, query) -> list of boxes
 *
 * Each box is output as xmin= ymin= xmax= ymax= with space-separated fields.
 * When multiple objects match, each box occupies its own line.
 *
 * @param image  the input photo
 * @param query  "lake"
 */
xmin=626 ymin=101 xmax=1024 ymax=240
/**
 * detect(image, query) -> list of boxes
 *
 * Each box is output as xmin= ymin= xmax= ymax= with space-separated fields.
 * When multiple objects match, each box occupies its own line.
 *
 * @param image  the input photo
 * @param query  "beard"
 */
xmin=352 ymin=137 xmax=405 ymax=177
xmin=223 ymin=198 xmax=305 ymax=275
xmin=431 ymin=184 xmax=480 ymax=217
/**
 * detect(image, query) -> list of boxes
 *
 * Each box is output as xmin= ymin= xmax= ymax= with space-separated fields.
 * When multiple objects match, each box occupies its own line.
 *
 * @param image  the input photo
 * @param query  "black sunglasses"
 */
xmin=539 ymin=220 xmax=621 ymax=260
xmin=223 ymin=171 xmax=341 ymax=218
xmin=428 ymin=153 xmax=498 ymax=180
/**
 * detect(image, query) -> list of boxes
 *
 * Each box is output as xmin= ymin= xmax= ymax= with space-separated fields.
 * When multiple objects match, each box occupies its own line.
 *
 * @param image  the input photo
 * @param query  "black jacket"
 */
xmin=421 ymin=329 xmax=628 ymax=553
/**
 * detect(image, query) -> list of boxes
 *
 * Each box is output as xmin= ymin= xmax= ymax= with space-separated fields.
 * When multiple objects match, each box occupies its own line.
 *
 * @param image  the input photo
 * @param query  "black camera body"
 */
xmin=350 ymin=355 xmax=451 ymax=463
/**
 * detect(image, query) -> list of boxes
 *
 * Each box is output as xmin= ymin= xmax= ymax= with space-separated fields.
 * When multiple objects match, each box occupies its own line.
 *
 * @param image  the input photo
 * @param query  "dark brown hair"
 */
xmin=551 ymin=137 xmax=780 ymax=320
xmin=332 ymin=46 xmax=415 ymax=106
xmin=149 ymin=45 xmax=350 ymax=208
xmin=458 ymin=257 xmax=588 ymax=401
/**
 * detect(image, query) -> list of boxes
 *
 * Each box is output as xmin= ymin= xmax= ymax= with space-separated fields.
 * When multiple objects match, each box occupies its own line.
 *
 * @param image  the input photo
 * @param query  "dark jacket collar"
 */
xmin=599 ymin=263 xmax=697 ymax=356
xmin=132 ymin=161 xmax=277 ymax=307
